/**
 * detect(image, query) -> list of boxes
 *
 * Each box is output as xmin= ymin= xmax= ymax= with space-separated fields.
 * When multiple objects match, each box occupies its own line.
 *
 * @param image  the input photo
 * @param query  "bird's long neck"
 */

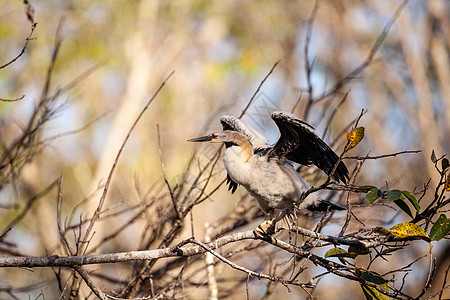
xmin=224 ymin=131 xmax=253 ymax=163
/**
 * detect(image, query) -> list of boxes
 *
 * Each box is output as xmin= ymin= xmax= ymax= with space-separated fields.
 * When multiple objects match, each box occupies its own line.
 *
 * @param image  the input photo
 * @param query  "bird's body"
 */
xmin=189 ymin=112 xmax=348 ymax=233
xmin=222 ymin=137 xmax=317 ymax=213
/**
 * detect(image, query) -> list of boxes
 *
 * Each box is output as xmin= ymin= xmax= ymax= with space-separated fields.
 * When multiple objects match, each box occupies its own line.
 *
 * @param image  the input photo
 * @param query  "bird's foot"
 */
xmin=254 ymin=220 xmax=275 ymax=238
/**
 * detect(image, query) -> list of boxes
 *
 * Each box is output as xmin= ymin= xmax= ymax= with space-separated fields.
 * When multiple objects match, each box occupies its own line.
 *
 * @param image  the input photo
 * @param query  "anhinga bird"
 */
xmin=188 ymin=112 xmax=348 ymax=236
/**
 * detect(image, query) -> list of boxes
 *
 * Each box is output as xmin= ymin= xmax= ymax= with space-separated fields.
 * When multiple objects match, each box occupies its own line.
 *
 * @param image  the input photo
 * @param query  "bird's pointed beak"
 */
xmin=188 ymin=134 xmax=215 ymax=143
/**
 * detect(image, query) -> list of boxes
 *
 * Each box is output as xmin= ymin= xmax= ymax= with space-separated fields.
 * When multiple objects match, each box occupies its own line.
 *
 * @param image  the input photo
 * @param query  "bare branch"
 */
xmin=344 ymin=150 xmax=421 ymax=160
xmin=56 ymin=176 xmax=74 ymax=256
xmin=322 ymin=91 xmax=350 ymax=139
xmin=157 ymin=124 xmax=180 ymax=219
xmin=313 ymin=0 xmax=409 ymax=103
xmin=73 ymin=265 xmax=107 ymax=300
xmin=0 ymin=179 xmax=58 ymax=239
xmin=239 ymin=60 xmax=280 ymax=118
xmin=0 ymin=23 xmax=37 ymax=70
xmin=80 ymin=71 xmax=174 ymax=254
xmin=302 ymin=0 xmax=319 ymax=120
xmin=0 ymin=95 xmax=25 ymax=103
xmin=190 ymin=239 xmax=309 ymax=290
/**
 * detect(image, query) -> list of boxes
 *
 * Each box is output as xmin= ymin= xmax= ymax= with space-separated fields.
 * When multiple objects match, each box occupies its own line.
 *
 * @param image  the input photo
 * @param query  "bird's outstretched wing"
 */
xmin=268 ymin=112 xmax=349 ymax=183
xmin=220 ymin=115 xmax=270 ymax=149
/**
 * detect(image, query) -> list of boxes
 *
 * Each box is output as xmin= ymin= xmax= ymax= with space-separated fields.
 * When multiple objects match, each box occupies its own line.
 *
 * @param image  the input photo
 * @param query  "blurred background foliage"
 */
xmin=0 ymin=0 xmax=449 ymax=299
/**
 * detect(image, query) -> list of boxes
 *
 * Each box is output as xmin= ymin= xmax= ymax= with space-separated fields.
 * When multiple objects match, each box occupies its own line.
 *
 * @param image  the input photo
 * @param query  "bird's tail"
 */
xmin=306 ymin=200 xmax=345 ymax=212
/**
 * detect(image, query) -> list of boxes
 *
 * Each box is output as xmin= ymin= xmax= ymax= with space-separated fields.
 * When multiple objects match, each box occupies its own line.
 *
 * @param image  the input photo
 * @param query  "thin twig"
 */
xmin=322 ymin=91 xmax=350 ymax=139
xmin=0 ymin=179 xmax=59 ymax=239
xmin=190 ymin=239 xmax=308 ymax=290
xmin=302 ymin=0 xmax=319 ymax=120
xmin=382 ymin=255 xmax=426 ymax=277
xmin=0 ymin=23 xmax=37 ymax=70
xmin=73 ymin=265 xmax=107 ymax=300
xmin=313 ymin=0 xmax=409 ymax=103
xmin=0 ymin=95 xmax=25 ymax=102
xmin=416 ymin=253 xmax=436 ymax=299
xmin=339 ymin=151 xmax=370 ymax=236
xmin=56 ymin=176 xmax=74 ymax=256
xmin=344 ymin=150 xmax=421 ymax=160
xmin=438 ymin=264 xmax=450 ymax=300
xmin=157 ymin=124 xmax=180 ymax=219
xmin=41 ymin=111 xmax=110 ymax=145
xmin=80 ymin=71 xmax=174 ymax=255
xmin=239 ymin=60 xmax=280 ymax=118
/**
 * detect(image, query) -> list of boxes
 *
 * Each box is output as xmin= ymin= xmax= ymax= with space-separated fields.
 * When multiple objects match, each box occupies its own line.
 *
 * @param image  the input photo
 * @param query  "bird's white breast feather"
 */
xmin=223 ymin=146 xmax=318 ymax=212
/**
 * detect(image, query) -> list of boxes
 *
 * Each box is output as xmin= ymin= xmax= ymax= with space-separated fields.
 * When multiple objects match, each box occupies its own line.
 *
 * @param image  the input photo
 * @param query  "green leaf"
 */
xmin=402 ymin=190 xmax=420 ymax=212
xmin=366 ymin=188 xmax=381 ymax=204
xmin=348 ymin=245 xmax=370 ymax=255
xmin=359 ymin=185 xmax=378 ymax=191
xmin=361 ymin=271 xmax=387 ymax=285
xmin=360 ymin=271 xmax=389 ymax=300
xmin=373 ymin=227 xmax=390 ymax=236
xmin=393 ymin=199 xmax=413 ymax=219
xmin=429 ymin=214 xmax=450 ymax=241
xmin=387 ymin=190 xmax=403 ymax=202
xmin=388 ymin=223 xmax=431 ymax=242
xmin=325 ymin=247 xmax=358 ymax=259
xmin=442 ymin=158 xmax=449 ymax=171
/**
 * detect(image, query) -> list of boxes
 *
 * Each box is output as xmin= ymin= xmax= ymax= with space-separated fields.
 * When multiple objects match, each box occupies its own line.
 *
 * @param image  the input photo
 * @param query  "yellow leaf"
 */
xmin=347 ymin=127 xmax=365 ymax=150
xmin=360 ymin=271 xmax=389 ymax=300
xmin=445 ymin=175 xmax=450 ymax=192
xmin=388 ymin=223 xmax=431 ymax=242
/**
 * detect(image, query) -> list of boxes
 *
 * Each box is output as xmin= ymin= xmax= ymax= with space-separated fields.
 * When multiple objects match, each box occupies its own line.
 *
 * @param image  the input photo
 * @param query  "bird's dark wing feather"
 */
xmin=268 ymin=112 xmax=349 ymax=183
xmin=226 ymin=173 xmax=238 ymax=194
xmin=220 ymin=115 xmax=269 ymax=149
xmin=220 ymin=118 xmax=235 ymax=131
xmin=221 ymin=117 xmax=239 ymax=194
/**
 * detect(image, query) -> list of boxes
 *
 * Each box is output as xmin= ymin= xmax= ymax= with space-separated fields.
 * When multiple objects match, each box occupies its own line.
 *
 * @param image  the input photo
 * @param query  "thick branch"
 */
xmin=0 ymin=231 xmax=254 ymax=268
xmin=0 ymin=229 xmax=417 ymax=299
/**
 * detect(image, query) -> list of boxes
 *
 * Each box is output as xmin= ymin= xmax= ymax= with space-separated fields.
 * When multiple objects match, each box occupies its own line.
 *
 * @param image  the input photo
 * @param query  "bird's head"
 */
xmin=188 ymin=130 xmax=252 ymax=148
xmin=188 ymin=131 xmax=254 ymax=162
xmin=188 ymin=131 xmax=228 ymax=143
